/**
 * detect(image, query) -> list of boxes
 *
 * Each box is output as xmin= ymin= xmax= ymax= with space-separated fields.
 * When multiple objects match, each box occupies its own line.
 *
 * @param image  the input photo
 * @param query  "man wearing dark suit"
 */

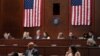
xmin=34 ymin=30 xmax=42 ymax=40
xmin=24 ymin=42 xmax=39 ymax=56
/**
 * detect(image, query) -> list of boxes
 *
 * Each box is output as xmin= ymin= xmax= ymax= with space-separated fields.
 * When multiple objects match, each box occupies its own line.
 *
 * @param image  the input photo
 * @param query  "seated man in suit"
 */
xmin=24 ymin=42 xmax=39 ymax=56
xmin=34 ymin=29 xmax=42 ymax=39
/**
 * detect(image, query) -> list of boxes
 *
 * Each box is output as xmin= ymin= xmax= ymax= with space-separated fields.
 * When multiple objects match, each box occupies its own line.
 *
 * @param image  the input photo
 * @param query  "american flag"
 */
xmin=71 ymin=0 xmax=91 ymax=25
xmin=24 ymin=0 xmax=42 ymax=27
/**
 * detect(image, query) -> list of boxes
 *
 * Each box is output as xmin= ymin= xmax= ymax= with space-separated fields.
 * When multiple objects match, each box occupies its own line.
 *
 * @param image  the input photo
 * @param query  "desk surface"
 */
xmin=0 ymin=39 xmax=100 ymax=46
xmin=0 ymin=39 xmax=100 ymax=56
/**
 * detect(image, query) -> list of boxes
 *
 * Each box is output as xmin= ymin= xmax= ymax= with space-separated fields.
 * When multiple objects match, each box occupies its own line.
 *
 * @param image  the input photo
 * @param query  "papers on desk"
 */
xmin=51 ymin=44 xmax=57 ymax=47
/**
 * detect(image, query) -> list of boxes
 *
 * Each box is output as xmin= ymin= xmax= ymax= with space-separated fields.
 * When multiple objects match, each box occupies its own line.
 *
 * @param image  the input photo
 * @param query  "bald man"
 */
xmin=24 ymin=42 xmax=39 ymax=56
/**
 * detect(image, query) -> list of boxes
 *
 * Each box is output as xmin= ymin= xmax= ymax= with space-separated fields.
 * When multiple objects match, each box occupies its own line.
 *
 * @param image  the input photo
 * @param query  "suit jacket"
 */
xmin=33 ymin=35 xmax=42 ymax=40
xmin=24 ymin=48 xmax=39 ymax=56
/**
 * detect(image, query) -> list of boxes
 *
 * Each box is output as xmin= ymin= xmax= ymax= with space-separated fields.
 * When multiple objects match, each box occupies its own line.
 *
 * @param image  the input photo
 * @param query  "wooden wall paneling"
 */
xmin=0 ymin=0 xmax=99 ymax=38
xmin=2 ymin=0 xmax=23 ymax=38
xmin=95 ymin=0 xmax=100 ymax=36
xmin=44 ymin=0 xmax=69 ymax=39
xmin=0 ymin=0 xmax=3 ymax=38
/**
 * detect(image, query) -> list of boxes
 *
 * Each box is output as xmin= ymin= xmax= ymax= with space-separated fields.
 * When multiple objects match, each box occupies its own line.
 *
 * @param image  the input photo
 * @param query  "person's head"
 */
xmin=88 ymin=31 xmax=93 ymax=36
xmin=69 ymin=32 xmax=73 ymax=37
xmin=68 ymin=46 xmax=72 ymax=53
xmin=4 ymin=32 xmax=11 ymax=39
xmin=68 ymin=46 xmax=78 ymax=55
xmin=12 ymin=52 xmax=18 ymax=56
xmin=36 ymin=30 xmax=40 ymax=36
xmin=4 ymin=32 xmax=8 ymax=39
xmin=26 ymin=32 xmax=30 ymax=37
xmin=27 ymin=42 xmax=35 ymax=50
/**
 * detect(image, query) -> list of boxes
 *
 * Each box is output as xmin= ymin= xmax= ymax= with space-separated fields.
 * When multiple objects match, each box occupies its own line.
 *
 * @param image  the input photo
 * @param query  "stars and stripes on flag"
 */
xmin=71 ymin=0 xmax=92 ymax=25
xmin=24 ymin=0 xmax=42 ymax=27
